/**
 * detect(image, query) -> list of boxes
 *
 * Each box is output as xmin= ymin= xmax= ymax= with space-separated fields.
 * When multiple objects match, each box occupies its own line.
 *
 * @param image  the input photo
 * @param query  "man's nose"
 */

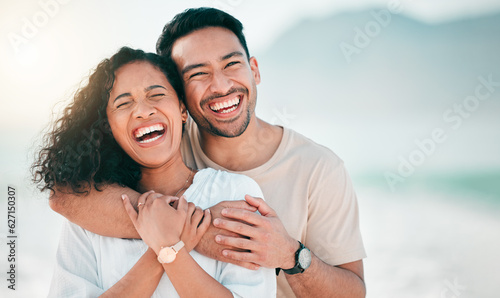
xmin=209 ymin=70 xmax=233 ymax=95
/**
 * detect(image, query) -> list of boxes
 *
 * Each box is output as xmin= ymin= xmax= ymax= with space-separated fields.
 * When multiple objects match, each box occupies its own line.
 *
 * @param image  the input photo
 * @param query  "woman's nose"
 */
xmin=133 ymin=100 xmax=156 ymax=119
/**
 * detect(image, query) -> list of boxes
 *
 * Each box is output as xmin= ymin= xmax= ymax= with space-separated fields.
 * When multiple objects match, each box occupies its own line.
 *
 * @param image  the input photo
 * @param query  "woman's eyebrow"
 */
xmin=145 ymin=85 xmax=167 ymax=92
xmin=113 ymin=85 xmax=167 ymax=103
xmin=113 ymin=92 xmax=131 ymax=103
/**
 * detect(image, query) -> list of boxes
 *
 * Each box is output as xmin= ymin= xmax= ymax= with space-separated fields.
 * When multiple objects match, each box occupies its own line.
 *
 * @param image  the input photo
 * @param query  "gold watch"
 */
xmin=157 ymin=240 xmax=185 ymax=264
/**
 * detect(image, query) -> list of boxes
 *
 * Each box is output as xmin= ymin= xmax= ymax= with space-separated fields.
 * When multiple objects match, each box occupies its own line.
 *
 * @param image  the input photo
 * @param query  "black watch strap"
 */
xmin=276 ymin=241 xmax=310 ymax=275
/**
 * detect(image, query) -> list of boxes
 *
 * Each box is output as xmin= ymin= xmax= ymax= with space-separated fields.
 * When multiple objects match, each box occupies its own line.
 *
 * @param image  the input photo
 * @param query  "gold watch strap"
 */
xmin=171 ymin=240 xmax=185 ymax=253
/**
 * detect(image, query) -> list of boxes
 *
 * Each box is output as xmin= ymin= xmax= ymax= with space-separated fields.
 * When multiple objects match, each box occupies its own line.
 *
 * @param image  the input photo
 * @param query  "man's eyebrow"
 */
xmin=145 ymin=85 xmax=167 ymax=92
xmin=221 ymin=51 xmax=244 ymax=61
xmin=181 ymin=63 xmax=207 ymax=76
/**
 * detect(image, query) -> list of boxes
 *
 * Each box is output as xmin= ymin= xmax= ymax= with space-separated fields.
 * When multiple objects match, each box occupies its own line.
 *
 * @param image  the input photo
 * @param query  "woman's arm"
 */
xmin=160 ymin=249 xmax=232 ymax=297
xmin=49 ymin=222 xmax=162 ymax=298
xmin=123 ymin=192 xmax=233 ymax=297
xmin=102 ymin=193 xmax=213 ymax=297
xmin=99 ymin=248 xmax=163 ymax=298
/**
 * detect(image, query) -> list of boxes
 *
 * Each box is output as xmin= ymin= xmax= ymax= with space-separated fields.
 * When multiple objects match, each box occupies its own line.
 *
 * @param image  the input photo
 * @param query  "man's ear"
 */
xmin=180 ymin=101 xmax=188 ymax=123
xmin=249 ymin=57 xmax=261 ymax=85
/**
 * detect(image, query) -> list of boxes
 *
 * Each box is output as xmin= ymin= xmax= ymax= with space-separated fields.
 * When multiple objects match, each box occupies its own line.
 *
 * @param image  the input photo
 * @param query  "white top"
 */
xmin=48 ymin=168 xmax=276 ymax=298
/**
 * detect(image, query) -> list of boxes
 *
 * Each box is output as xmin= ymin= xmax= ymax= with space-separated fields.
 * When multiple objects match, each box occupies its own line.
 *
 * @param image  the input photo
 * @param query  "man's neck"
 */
xmin=138 ymin=153 xmax=193 ymax=196
xmin=199 ymin=117 xmax=283 ymax=172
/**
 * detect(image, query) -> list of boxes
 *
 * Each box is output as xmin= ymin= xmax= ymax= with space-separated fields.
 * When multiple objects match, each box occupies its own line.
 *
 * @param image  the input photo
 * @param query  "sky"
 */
xmin=1 ymin=0 xmax=499 ymax=186
xmin=2 ymin=0 xmax=500 ymax=126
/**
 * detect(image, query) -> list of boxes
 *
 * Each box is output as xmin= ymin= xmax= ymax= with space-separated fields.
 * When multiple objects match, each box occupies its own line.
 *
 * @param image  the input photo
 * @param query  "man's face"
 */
xmin=171 ymin=27 xmax=261 ymax=138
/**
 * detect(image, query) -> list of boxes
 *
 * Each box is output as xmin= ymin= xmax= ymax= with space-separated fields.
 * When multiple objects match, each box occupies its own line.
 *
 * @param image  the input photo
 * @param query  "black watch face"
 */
xmin=298 ymin=248 xmax=312 ymax=269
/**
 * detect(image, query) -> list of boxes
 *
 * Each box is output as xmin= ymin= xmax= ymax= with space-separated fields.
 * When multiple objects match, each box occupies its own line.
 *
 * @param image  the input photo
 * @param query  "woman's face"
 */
xmin=106 ymin=61 xmax=187 ymax=168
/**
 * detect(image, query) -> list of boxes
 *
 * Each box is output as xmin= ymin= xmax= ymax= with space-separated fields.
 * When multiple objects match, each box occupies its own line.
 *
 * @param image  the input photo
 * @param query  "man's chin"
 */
xmin=206 ymin=117 xmax=251 ymax=138
xmin=209 ymin=126 xmax=247 ymax=138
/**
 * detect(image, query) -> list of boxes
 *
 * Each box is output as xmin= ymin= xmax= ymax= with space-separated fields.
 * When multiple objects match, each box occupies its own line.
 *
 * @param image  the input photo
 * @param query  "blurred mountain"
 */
xmin=255 ymin=10 xmax=500 ymax=177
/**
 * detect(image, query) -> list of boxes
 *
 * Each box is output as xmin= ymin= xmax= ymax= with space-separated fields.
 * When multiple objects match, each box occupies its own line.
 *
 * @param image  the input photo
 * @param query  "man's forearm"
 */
xmin=50 ymin=184 xmax=141 ymax=238
xmin=285 ymin=256 xmax=365 ymax=298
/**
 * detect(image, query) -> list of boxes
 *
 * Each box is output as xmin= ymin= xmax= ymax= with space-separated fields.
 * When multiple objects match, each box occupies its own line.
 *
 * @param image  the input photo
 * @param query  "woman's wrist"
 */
xmin=152 ymin=237 xmax=182 ymax=255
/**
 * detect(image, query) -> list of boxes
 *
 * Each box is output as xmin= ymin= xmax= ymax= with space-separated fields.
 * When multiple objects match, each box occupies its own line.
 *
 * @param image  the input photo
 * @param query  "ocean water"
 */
xmin=358 ymin=177 xmax=500 ymax=298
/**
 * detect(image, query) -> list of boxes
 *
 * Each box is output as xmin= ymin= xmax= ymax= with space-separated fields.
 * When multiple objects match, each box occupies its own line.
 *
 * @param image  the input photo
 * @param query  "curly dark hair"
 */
xmin=32 ymin=47 xmax=183 ymax=195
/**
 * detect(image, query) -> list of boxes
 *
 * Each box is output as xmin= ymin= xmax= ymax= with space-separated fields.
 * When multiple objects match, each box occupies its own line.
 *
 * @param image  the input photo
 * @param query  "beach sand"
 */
xmin=1 ymin=185 xmax=499 ymax=297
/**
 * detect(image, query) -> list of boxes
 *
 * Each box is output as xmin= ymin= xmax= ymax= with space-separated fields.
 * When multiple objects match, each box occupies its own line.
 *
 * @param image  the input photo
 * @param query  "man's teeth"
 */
xmin=138 ymin=134 xmax=162 ymax=144
xmin=220 ymin=105 xmax=237 ymax=114
xmin=134 ymin=124 xmax=164 ymax=138
xmin=210 ymin=97 xmax=240 ymax=112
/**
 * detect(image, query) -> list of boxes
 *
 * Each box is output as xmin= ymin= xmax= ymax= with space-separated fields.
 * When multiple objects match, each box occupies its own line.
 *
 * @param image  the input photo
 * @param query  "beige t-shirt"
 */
xmin=180 ymin=119 xmax=366 ymax=298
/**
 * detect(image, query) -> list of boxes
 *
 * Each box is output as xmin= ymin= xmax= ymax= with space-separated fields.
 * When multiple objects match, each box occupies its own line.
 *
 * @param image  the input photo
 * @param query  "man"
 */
xmin=51 ymin=8 xmax=366 ymax=297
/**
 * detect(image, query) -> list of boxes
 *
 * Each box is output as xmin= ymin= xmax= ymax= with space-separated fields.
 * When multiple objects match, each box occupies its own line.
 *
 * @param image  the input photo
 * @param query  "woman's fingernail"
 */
xmin=121 ymin=195 xmax=126 ymax=201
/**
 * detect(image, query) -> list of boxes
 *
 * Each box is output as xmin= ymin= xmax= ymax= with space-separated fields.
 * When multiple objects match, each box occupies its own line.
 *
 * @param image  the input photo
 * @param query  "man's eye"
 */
xmin=226 ymin=61 xmax=240 ymax=68
xmin=189 ymin=72 xmax=206 ymax=79
xmin=151 ymin=93 xmax=165 ymax=98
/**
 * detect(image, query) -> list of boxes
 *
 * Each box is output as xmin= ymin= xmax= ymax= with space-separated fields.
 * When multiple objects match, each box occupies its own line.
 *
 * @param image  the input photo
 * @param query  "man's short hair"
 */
xmin=156 ymin=7 xmax=250 ymax=61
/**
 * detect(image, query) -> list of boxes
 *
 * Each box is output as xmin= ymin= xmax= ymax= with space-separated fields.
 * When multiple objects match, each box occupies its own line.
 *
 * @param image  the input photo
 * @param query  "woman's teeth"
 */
xmin=134 ymin=124 xmax=165 ymax=143
xmin=134 ymin=123 xmax=164 ymax=138
xmin=138 ymin=134 xmax=162 ymax=144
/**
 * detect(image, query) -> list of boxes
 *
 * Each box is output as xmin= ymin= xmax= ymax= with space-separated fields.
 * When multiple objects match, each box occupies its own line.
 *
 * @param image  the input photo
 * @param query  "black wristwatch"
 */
xmin=278 ymin=241 xmax=312 ymax=275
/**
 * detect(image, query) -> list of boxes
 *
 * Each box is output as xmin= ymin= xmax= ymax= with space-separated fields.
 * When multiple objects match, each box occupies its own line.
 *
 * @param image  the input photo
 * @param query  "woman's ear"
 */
xmin=180 ymin=101 xmax=188 ymax=123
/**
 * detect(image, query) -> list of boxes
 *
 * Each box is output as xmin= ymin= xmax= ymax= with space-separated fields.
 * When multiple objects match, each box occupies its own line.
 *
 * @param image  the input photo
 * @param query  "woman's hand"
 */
xmin=122 ymin=191 xmax=187 ymax=254
xmin=182 ymin=202 xmax=211 ymax=252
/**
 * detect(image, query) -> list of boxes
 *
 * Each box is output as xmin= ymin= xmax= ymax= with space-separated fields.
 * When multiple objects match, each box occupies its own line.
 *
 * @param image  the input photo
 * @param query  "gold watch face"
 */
xmin=158 ymin=247 xmax=176 ymax=264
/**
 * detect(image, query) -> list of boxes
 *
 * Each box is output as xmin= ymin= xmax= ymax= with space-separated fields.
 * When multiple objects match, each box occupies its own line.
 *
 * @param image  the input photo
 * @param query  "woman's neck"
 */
xmin=137 ymin=153 xmax=194 ymax=197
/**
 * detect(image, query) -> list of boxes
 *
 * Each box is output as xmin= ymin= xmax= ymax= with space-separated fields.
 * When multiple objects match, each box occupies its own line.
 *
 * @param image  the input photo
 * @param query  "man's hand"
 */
xmin=213 ymin=195 xmax=298 ymax=269
xmin=194 ymin=200 xmax=260 ymax=270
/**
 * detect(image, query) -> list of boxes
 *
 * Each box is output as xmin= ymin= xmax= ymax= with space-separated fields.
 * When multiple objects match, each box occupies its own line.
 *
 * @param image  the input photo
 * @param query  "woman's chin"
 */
xmin=136 ymin=160 xmax=168 ymax=169
xmin=133 ymin=152 xmax=178 ymax=169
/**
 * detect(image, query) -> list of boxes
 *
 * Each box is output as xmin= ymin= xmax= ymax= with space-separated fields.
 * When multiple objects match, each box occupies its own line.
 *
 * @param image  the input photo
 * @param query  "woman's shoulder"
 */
xmin=187 ymin=168 xmax=263 ymax=207
xmin=194 ymin=168 xmax=256 ymax=186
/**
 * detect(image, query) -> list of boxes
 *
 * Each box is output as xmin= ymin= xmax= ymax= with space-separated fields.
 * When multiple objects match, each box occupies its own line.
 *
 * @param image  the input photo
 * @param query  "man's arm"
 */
xmin=286 ymin=258 xmax=365 ymax=297
xmin=50 ymin=184 xmax=141 ymax=238
xmin=213 ymin=195 xmax=366 ymax=298
xmin=50 ymin=183 xmax=260 ymax=259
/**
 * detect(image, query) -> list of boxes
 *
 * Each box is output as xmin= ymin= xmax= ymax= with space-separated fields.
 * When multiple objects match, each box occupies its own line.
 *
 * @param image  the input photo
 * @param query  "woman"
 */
xmin=32 ymin=47 xmax=276 ymax=297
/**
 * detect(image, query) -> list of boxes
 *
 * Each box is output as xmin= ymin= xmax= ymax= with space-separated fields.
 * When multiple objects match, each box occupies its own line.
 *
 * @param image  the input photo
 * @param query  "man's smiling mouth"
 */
xmin=133 ymin=123 xmax=166 ymax=144
xmin=209 ymin=96 xmax=240 ymax=114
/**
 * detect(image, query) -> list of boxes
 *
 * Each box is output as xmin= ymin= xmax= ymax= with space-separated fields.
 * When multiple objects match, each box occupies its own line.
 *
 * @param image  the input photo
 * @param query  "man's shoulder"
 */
xmin=281 ymin=127 xmax=343 ymax=169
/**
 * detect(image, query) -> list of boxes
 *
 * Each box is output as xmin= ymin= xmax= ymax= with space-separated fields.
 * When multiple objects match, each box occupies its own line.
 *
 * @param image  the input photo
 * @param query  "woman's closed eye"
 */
xmin=116 ymin=101 xmax=131 ymax=109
